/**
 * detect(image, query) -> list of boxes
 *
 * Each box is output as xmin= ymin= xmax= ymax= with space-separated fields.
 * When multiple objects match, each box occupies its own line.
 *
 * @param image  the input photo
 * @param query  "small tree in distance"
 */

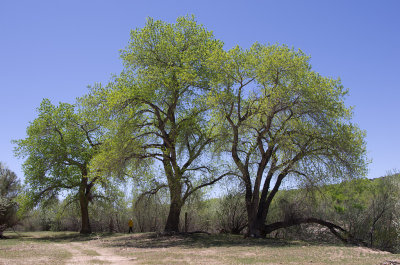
xmin=0 ymin=162 xmax=20 ymax=238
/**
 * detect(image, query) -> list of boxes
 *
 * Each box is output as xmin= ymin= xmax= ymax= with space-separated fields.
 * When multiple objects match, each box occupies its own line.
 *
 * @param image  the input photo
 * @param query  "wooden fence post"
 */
xmin=184 ymin=212 xmax=188 ymax=233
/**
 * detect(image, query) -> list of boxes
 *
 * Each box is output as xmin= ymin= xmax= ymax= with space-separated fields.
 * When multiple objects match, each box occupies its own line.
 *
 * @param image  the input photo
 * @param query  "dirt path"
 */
xmin=63 ymin=241 xmax=137 ymax=264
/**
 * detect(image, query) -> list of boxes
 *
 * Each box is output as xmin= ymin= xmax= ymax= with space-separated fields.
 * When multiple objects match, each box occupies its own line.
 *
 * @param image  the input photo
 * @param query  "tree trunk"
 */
xmin=163 ymin=155 xmax=183 ymax=233
xmin=164 ymin=200 xmax=182 ymax=232
xmin=247 ymin=215 xmax=266 ymax=238
xmin=79 ymin=193 xmax=91 ymax=234
xmin=245 ymin=184 xmax=267 ymax=238
xmin=79 ymin=178 xmax=91 ymax=234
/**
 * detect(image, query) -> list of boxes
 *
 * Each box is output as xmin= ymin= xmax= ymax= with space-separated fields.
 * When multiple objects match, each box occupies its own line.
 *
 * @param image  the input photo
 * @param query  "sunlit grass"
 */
xmin=81 ymin=248 xmax=100 ymax=256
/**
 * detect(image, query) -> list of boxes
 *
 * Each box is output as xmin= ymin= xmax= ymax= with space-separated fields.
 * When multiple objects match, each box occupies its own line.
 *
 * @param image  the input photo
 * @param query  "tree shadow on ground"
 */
xmin=4 ymin=231 xmax=120 ymax=243
xmin=4 ymin=231 xmax=344 ymax=250
xmin=102 ymin=232 xmax=330 ymax=249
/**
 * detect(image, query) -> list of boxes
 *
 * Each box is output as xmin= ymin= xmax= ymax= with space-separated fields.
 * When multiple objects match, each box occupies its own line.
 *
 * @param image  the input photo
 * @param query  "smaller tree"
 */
xmin=0 ymin=162 xmax=20 ymax=238
xmin=14 ymin=99 xmax=103 ymax=234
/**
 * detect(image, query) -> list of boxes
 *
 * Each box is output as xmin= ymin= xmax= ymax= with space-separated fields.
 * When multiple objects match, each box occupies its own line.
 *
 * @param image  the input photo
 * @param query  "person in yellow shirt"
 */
xmin=128 ymin=218 xmax=133 ymax=233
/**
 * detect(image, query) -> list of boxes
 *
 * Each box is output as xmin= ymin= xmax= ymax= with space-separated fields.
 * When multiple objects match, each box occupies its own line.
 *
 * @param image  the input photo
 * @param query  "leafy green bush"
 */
xmin=0 ymin=163 xmax=20 ymax=238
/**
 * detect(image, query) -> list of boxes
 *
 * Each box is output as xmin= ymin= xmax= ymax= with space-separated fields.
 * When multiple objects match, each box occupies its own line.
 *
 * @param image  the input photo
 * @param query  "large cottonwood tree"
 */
xmin=208 ymin=44 xmax=368 ymax=237
xmin=85 ymin=16 xmax=230 ymax=232
xmin=14 ymin=99 xmax=102 ymax=234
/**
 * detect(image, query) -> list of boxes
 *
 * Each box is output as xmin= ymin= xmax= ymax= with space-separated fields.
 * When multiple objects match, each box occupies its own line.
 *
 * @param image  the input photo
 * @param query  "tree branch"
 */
xmin=183 ymin=172 xmax=233 ymax=201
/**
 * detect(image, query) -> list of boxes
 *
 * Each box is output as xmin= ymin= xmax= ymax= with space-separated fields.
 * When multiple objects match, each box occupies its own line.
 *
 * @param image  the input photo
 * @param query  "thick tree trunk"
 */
xmin=164 ymin=200 xmax=182 ymax=232
xmin=247 ymin=171 xmax=288 ymax=238
xmin=246 ymin=192 xmax=273 ymax=238
xmin=247 ymin=214 xmax=267 ymax=238
xmin=79 ymin=193 xmax=91 ymax=234
xmin=246 ymin=205 xmax=258 ymax=237
xmin=246 ymin=193 xmax=275 ymax=237
xmin=245 ymin=184 xmax=268 ymax=238
xmin=163 ymin=153 xmax=183 ymax=233
xmin=79 ymin=178 xmax=92 ymax=234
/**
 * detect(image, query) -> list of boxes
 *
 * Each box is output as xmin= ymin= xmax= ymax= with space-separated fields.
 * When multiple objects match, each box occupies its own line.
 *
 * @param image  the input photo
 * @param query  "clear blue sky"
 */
xmin=1 ymin=0 xmax=399 ymax=181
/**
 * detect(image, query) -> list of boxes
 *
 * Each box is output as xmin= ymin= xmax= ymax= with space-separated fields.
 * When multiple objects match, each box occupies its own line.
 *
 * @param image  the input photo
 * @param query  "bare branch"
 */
xmin=183 ymin=172 xmax=234 ymax=201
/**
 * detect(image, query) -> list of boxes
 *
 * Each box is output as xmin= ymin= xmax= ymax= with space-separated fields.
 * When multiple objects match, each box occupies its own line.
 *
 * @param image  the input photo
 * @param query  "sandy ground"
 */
xmin=62 ymin=241 xmax=137 ymax=264
xmin=0 ymin=239 xmax=137 ymax=265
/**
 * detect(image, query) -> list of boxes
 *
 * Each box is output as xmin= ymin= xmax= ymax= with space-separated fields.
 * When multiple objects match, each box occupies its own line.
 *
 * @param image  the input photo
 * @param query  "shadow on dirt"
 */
xmin=4 ymin=231 xmax=120 ymax=243
xmin=4 ymin=231 xmax=341 ymax=249
xmin=102 ymin=232 xmax=326 ymax=249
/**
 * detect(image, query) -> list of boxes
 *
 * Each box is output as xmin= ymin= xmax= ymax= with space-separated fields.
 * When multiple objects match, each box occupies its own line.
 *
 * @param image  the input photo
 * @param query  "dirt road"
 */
xmin=62 ymin=241 xmax=136 ymax=264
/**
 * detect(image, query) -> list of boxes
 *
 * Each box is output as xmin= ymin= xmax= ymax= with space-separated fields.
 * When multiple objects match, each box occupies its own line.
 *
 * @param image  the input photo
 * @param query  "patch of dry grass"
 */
xmin=100 ymin=233 xmax=400 ymax=264
xmin=0 ymin=240 xmax=72 ymax=265
xmin=1 ymin=231 xmax=399 ymax=264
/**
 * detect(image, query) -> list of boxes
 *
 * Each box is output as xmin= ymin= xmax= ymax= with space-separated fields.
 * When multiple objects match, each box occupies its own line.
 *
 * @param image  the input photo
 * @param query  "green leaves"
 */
xmin=0 ymin=162 xmax=20 ymax=233
xmin=13 ymin=99 xmax=102 ymax=205
xmin=14 ymin=16 xmax=368 ymax=234
xmin=85 ymin=16 xmax=227 ymax=181
xmin=124 ymin=17 xmax=221 ymax=113
xmin=208 ymin=41 xmax=367 ymax=185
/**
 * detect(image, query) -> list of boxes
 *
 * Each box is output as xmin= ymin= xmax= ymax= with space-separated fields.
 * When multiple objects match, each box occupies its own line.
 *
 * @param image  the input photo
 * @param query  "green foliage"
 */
xmin=14 ymin=99 xmax=106 ymax=233
xmin=205 ymin=38 xmax=368 ymax=237
xmin=81 ymin=16 xmax=230 ymax=231
xmin=209 ymin=42 xmax=367 ymax=182
xmin=14 ymin=99 xmax=101 ymax=207
xmin=0 ymin=162 xmax=20 ymax=236
xmin=325 ymin=178 xmax=371 ymax=214
xmin=13 ymin=16 xmax=370 ymax=238
xmin=281 ymin=173 xmax=400 ymax=252
xmin=84 ymin=15 xmax=225 ymax=174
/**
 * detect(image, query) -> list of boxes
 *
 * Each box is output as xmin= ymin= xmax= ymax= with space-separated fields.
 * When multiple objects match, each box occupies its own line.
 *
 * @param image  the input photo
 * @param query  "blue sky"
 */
xmin=1 ymin=0 xmax=399 ymax=181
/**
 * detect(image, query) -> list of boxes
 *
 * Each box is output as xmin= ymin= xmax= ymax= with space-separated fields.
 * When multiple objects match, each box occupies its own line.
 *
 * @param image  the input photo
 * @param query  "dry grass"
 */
xmin=99 ymin=233 xmax=400 ymax=264
xmin=0 ymin=232 xmax=72 ymax=265
xmin=0 ymin=231 xmax=399 ymax=264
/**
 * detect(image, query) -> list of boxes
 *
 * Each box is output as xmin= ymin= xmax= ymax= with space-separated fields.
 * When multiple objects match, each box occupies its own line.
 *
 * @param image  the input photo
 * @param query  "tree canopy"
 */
xmin=207 ymin=43 xmax=367 ymax=237
xmin=83 ymin=16 xmax=232 ymax=232
xmin=15 ymin=16 xmax=368 ymax=236
xmin=14 ymin=99 xmax=103 ymax=233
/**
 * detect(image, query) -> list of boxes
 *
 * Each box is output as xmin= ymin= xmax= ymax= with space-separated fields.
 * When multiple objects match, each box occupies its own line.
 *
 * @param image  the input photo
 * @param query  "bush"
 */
xmin=216 ymin=189 xmax=247 ymax=234
xmin=0 ymin=163 xmax=20 ymax=238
